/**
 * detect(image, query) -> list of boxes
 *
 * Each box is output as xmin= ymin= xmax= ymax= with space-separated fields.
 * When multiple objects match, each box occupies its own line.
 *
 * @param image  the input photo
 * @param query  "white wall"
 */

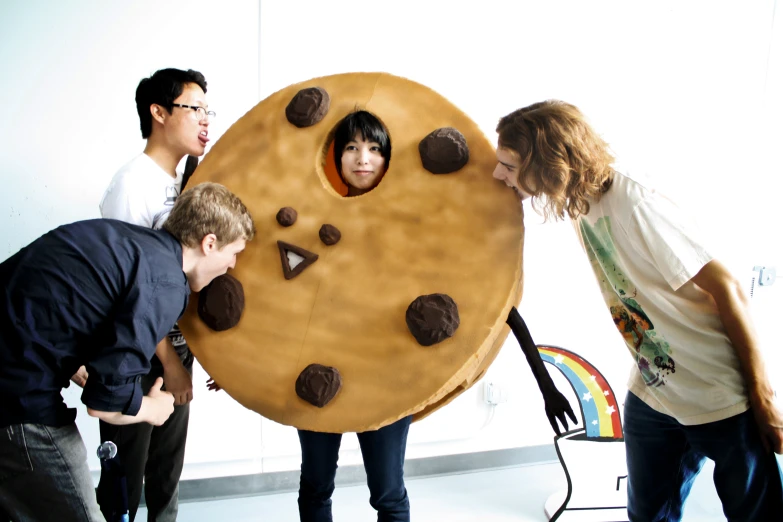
xmin=1 ymin=0 xmax=781 ymax=481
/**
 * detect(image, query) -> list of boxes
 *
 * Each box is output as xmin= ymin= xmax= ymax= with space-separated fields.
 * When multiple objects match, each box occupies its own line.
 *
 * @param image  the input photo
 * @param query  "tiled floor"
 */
xmin=138 ymin=461 xmax=726 ymax=521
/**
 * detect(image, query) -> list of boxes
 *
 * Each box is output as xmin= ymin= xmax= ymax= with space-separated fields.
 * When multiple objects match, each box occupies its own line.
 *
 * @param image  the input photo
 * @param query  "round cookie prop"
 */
xmin=178 ymin=72 xmax=524 ymax=433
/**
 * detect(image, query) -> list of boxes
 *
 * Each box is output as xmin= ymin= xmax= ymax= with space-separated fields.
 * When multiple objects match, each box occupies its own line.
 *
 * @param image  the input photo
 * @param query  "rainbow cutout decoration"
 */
xmin=538 ymin=345 xmax=623 ymax=440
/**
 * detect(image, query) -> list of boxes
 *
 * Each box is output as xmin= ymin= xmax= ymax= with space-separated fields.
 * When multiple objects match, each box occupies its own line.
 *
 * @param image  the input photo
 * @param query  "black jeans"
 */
xmin=97 ymin=367 xmax=190 ymax=522
xmin=297 ymin=416 xmax=412 ymax=522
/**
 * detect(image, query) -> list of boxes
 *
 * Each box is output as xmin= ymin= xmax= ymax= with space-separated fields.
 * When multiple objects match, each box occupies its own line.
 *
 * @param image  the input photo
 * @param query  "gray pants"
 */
xmin=0 ymin=423 xmax=104 ymax=521
xmin=98 ymin=370 xmax=189 ymax=522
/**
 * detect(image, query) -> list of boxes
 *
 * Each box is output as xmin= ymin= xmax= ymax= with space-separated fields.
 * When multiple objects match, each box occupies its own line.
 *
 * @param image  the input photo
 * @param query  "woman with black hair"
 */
xmin=331 ymin=109 xmax=392 ymax=197
xmin=296 ymin=110 xmax=411 ymax=522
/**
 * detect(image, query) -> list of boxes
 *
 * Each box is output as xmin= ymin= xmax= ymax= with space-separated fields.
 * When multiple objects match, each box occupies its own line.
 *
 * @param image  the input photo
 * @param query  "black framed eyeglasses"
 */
xmin=171 ymin=103 xmax=216 ymax=121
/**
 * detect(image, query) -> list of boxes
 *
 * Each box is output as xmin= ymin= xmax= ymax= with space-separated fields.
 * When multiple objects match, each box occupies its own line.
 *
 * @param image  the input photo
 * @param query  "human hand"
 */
xmin=163 ymin=359 xmax=193 ymax=405
xmin=146 ymin=377 xmax=175 ymax=426
xmin=541 ymin=382 xmax=578 ymax=436
xmin=750 ymin=392 xmax=783 ymax=454
xmin=70 ymin=365 xmax=89 ymax=388
xmin=206 ymin=377 xmax=222 ymax=392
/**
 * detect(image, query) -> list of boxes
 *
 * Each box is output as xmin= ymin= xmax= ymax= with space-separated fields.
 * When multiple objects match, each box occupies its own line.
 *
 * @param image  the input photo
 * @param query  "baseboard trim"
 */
xmin=169 ymin=444 xmax=557 ymax=504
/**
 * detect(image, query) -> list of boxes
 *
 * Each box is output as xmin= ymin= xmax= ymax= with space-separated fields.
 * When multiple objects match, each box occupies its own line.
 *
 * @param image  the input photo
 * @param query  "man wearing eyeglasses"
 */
xmin=95 ymin=67 xmax=215 ymax=522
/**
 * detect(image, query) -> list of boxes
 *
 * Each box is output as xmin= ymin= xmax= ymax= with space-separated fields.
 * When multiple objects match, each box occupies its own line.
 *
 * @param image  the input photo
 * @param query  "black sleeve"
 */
xmin=81 ymin=282 xmax=188 ymax=416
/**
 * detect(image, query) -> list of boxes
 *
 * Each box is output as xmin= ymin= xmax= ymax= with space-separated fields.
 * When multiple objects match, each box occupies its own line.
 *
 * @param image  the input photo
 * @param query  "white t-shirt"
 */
xmin=575 ymin=171 xmax=748 ymax=425
xmin=100 ymin=153 xmax=183 ymax=230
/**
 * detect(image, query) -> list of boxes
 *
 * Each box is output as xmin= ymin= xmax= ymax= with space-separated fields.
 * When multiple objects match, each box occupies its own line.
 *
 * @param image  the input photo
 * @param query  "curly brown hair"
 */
xmin=496 ymin=100 xmax=615 ymax=220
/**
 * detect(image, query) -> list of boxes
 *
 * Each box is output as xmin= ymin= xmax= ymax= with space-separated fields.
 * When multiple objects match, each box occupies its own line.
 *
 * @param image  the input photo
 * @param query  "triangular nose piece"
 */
xmin=287 ymin=250 xmax=305 ymax=269
xmin=277 ymin=241 xmax=319 ymax=280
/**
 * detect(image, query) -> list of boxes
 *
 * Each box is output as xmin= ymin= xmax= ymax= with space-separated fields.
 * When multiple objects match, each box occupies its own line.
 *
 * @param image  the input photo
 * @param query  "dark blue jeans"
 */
xmin=297 ymin=415 xmax=412 ymax=522
xmin=624 ymin=392 xmax=783 ymax=521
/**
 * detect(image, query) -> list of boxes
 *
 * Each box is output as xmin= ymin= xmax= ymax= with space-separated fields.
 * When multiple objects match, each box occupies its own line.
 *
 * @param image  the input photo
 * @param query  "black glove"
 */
xmin=506 ymin=307 xmax=578 ymax=436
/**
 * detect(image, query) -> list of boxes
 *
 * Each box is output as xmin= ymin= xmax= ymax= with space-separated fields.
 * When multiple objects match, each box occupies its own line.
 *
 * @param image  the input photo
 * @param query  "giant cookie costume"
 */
xmin=179 ymin=72 xmax=524 ymax=433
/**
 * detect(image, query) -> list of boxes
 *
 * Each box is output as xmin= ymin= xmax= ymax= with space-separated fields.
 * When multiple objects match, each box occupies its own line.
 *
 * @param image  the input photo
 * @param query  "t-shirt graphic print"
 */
xmin=579 ymin=216 xmax=675 ymax=388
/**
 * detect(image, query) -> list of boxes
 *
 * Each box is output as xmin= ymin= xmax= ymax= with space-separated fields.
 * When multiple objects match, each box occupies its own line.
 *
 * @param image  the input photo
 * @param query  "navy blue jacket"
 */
xmin=0 ymin=219 xmax=190 ymax=427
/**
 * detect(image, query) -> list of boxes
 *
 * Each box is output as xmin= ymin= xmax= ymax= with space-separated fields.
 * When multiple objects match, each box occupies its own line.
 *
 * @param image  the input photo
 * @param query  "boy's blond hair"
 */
xmin=164 ymin=182 xmax=255 ymax=247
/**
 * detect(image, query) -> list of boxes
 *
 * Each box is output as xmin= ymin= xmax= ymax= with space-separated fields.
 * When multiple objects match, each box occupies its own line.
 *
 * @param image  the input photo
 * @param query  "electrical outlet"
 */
xmin=753 ymin=266 xmax=776 ymax=287
xmin=484 ymin=382 xmax=509 ymax=405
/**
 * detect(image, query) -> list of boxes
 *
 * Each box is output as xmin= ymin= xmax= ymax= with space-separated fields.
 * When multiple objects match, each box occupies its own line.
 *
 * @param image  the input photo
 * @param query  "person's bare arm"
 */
xmin=691 ymin=259 xmax=783 ymax=453
xmin=155 ymin=337 xmax=193 ymax=405
xmin=87 ymin=377 xmax=175 ymax=426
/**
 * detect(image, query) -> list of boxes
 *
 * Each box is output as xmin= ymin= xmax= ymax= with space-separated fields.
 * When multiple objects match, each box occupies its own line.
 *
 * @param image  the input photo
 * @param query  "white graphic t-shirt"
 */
xmin=100 ymin=153 xmax=189 ymax=361
xmin=100 ymin=153 xmax=183 ymax=230
xmin=575 ymin=171 xmax=748 ymax=425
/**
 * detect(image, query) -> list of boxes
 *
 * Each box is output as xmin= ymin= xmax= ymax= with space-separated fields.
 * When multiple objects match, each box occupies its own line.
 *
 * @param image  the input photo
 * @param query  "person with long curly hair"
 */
xmin=493 ymin=100 xmax=783 ymax=521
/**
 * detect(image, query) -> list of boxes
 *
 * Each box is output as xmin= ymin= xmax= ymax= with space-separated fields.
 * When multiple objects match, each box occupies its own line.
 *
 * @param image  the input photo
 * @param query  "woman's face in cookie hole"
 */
xmin=324 ymin=110 xmax=391 ymax=197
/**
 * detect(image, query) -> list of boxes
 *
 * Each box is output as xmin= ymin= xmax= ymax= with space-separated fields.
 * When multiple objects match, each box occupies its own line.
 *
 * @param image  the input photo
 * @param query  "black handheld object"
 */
xmin=96 ymin=441 xmax=130 ymax=522
xmin=181 ymin=155 xmax=200 ymax=191
xmin=507 ymin=307 xmax=578 ymax=436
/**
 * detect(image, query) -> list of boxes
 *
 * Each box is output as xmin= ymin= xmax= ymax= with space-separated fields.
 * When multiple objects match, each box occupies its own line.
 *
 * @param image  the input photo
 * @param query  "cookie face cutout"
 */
xmin=179 ymin=73 xmax=523 ymax=433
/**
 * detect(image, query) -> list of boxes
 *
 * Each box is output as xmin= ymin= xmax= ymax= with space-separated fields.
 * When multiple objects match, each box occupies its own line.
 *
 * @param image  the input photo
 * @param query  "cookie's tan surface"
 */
xmin=179 ymin=72 xmax=523 ymax=433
